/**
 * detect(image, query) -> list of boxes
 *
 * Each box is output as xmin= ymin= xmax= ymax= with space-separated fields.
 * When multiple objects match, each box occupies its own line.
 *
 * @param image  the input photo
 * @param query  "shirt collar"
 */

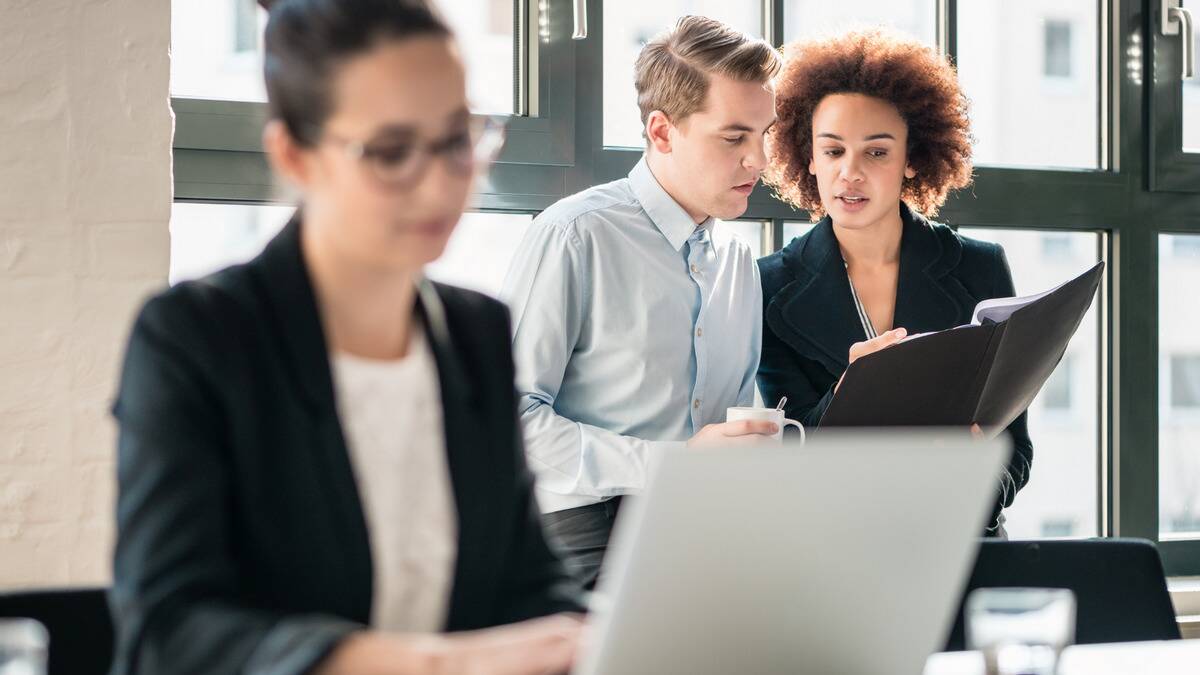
xmin=628 ymin=156 xmax=713 ymax=252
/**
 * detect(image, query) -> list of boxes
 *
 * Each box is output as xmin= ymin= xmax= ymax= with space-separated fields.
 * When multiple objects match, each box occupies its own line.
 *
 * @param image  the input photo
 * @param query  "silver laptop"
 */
xmin=574 ymin=430 xmax=1008 ymax=675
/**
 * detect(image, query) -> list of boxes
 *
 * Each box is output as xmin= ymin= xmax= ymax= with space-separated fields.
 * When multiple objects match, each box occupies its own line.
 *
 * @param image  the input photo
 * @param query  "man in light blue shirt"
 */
xmin=501 ymin=16 xmax=782 ymax=587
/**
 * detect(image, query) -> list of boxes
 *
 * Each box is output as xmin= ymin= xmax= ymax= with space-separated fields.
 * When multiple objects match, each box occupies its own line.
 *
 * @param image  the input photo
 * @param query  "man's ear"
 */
xmin=645 ymin=110 xmax=674 ymax=155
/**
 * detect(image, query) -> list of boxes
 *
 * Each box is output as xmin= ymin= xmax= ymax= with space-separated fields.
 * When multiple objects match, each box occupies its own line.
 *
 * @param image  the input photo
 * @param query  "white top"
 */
xmin=330 ymin=323 xmax=458 ymax=632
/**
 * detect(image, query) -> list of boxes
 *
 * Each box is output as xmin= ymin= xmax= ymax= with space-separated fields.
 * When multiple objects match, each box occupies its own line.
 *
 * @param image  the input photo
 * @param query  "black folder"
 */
xmin=819 ymin=261 xmax=1105 ymax=431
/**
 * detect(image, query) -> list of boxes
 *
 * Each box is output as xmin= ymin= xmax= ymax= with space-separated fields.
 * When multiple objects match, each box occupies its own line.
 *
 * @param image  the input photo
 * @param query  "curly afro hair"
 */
xmin=765 ymin=29 xmax=973 ymax=219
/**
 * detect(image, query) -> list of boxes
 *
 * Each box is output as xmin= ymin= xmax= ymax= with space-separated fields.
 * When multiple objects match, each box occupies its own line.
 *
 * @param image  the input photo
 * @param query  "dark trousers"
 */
xmin=540 ymin=497 xmax=622 ymax=591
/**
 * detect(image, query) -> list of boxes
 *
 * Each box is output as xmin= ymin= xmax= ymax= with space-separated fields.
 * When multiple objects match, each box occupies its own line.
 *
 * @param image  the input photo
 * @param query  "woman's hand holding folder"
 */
xmin=836 ymin=327 xmax=909 ymax=393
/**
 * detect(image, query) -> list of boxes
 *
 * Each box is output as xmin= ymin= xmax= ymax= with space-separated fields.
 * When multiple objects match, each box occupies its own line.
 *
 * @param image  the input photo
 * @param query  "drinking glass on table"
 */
xmin=966 ymin=587 xmax=1075 ymax=675
xmin=0 ymin=619 xmax=47 ymax=675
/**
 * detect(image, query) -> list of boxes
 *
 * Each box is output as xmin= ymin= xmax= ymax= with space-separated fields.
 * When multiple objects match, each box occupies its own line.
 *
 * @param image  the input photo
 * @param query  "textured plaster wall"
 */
xmin=0 ymin=0 xmax=172 ymax=587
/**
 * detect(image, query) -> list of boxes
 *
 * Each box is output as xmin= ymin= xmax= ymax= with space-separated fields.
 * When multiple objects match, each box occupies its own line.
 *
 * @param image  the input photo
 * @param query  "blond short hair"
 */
xmin=634 ymin=16 xmax=782 ymax=140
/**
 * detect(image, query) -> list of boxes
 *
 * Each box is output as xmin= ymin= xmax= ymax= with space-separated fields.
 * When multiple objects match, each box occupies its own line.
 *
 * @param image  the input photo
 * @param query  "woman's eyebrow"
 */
xmin=815 ymin=132 xmax=897 ymax=141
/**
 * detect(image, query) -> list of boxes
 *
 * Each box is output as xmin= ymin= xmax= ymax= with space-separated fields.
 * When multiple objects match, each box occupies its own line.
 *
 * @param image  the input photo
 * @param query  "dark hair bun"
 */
xmin=261 ymin=0 xmax=452 ymax=146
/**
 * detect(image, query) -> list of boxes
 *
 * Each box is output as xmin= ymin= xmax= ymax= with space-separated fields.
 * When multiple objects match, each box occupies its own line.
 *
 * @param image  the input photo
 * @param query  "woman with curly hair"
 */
xmin=757 ymin=29 xmax=1031 ymax=536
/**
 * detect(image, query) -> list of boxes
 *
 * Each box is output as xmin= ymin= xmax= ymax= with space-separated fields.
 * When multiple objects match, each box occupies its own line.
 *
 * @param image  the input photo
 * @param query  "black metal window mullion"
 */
xmin=940 ymin=0 xmax=958 ymax=64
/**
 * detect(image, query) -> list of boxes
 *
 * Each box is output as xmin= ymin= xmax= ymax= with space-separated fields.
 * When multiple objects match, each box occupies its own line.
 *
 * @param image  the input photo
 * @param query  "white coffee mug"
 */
xmin=725 ymin=407 xmax=806 ymax=444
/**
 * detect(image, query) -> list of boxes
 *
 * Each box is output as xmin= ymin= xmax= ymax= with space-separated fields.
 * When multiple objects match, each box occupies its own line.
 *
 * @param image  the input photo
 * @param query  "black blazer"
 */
xmin=757 ymin=203 xmax=1033 ymax=533
xmin=109 ymin=217 xmax=583 ymax=675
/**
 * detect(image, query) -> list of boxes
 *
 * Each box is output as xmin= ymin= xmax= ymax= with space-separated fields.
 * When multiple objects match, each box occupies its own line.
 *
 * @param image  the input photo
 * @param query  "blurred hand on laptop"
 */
xmin=320 ymin=614 xmax=584 ymax=675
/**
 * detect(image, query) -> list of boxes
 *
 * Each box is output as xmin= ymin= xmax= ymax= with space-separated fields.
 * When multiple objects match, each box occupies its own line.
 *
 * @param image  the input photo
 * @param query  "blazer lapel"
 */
xmin=892 ymin=204 xmax=976 ymax=332
xmin=766 ymin=217 xmax=868 ymax=374
xmin=416 ymin=280 xmax=493 ymax=629
xmin=254 ymin=213 xmax=373 ymax=619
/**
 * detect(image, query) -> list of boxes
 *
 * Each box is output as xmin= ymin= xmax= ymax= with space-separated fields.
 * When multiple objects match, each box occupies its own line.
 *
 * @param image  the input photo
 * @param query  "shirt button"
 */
xmin=693 ymin=399 xmax=701 ymax=409
xmin=696 ymin=327 xmax=703 ymax=337
xmin=690 ymin=263 xmax=699 ymax=274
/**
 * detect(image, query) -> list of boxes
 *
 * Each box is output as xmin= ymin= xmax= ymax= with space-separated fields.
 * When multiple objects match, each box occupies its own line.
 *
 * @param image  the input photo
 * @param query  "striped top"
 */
xmin=845 ymin=262 xmax=879 ymax=339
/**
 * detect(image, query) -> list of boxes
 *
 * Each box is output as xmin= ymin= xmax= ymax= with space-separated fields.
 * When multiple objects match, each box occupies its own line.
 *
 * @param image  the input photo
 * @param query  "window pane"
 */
xmin=603 ymin=2 xmax=762 ymax=148
xmin=1042 ymin=233 xmax=1074 ymax=259
xmin=958 ymin=228 xmax=1102 ymax=539
xmin=1173 ymin=235 xmax=1200 ymax=258
xmin=171 ymin=0 xmax=268 ymax=101
xmin=783 ymin=0 xmax=936 ymax=45
xmin=170 ymin=203 xmax=292 ymax=283
xmin=783 ymin=221 xmax=815 ymax=246
xmin=1042 ymin=355 xmax=1073 ymax=410
xmin=170 ymin=0 xmax=517 ymax=113
xmin=1185 ymin=4 xmax=1200 ymax=152
xmin=438 ymin=0 xmax=517 ymax=115
xmin=170 ymin=204 xmax=532 ymax=302
xmin=1160 ymin=234 xmax=1200 ymax=537
xmin=722 ymin=220 xmax=767 ymax=257
xmin=425 ymin=212 xmax=533 ymax=299
xmin=957 ymin=1 xmax=1100 ymax=169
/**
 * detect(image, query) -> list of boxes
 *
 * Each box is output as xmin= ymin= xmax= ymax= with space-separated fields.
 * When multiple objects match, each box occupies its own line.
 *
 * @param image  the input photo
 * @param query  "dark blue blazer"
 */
xmin=757 ymin=203 xmax=1033 ymax=533
xmin=109 ymin=216 xmax=583 ymax=675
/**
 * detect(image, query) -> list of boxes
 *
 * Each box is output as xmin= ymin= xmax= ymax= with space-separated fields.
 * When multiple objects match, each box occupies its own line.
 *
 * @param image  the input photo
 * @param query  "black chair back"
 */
xmin=944 ymin=539 xmax=1180 ymax=651
xmin=0 ymin=587 xmax=113 ymax=675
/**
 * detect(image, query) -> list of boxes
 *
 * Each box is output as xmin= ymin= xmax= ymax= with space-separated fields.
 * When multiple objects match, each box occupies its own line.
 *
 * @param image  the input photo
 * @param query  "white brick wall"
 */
xmin=0 ymin=0 xmax=172 ymax=588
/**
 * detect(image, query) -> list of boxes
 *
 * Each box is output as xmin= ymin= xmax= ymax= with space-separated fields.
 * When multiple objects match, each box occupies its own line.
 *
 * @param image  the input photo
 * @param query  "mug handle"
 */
xmin=782 ymin=418 xmax=806 ymax=445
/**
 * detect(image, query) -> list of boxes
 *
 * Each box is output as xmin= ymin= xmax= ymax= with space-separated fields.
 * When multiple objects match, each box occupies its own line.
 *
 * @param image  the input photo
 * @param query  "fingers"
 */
xmin=688 ymin=420 xmax=781 ymax=447
xmin=470 ymin=614 xmax=583 ymax=646
xmin=720 ymin=419 xmax=779 ymax=437
xmin=509 ymin=616 xmax=581 ymax=675
xmin=866 ymin=327 xmax=908 ymax=352
xmin=454 ymin=615 xmax=584 ymax=675
xmin=721 ymin=433 xmax=781 ymax=446
xmin=848 ymin=327 xmax=908 ymax=364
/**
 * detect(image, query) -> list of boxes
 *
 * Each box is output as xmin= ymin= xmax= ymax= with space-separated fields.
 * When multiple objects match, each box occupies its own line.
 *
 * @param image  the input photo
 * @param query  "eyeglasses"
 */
xmin=318 ymin=116 xmax=506 ymax=189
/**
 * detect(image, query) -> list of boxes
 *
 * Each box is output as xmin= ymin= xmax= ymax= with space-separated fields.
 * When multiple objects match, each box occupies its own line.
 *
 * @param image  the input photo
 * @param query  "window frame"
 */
xmin=1149 ymin=0 xmax=1200 ymax=192
xmin=173 ymin=0 xmax=580 ymax=210
xmin=172 ymin=0 xmax=1200 ymax=575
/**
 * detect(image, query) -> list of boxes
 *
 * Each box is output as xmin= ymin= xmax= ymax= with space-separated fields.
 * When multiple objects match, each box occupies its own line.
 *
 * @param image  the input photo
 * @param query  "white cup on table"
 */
xmin=725 ymin=406 xmax=806 ymax=444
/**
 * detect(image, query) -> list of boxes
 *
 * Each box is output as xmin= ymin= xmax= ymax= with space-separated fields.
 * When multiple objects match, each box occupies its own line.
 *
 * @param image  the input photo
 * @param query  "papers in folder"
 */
xmin=819 ymin=262 xmax=1105 ymax=433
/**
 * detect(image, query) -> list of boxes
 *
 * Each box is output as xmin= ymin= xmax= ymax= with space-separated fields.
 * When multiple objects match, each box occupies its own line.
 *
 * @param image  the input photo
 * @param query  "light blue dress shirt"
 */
xmin=501 ymin=157 xmax=762 ymax=513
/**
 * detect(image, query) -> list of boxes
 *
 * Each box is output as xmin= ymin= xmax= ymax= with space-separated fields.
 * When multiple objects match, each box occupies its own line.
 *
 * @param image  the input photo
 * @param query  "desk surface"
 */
xmin=924 ymin=639 xmax=1200 ymax=675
